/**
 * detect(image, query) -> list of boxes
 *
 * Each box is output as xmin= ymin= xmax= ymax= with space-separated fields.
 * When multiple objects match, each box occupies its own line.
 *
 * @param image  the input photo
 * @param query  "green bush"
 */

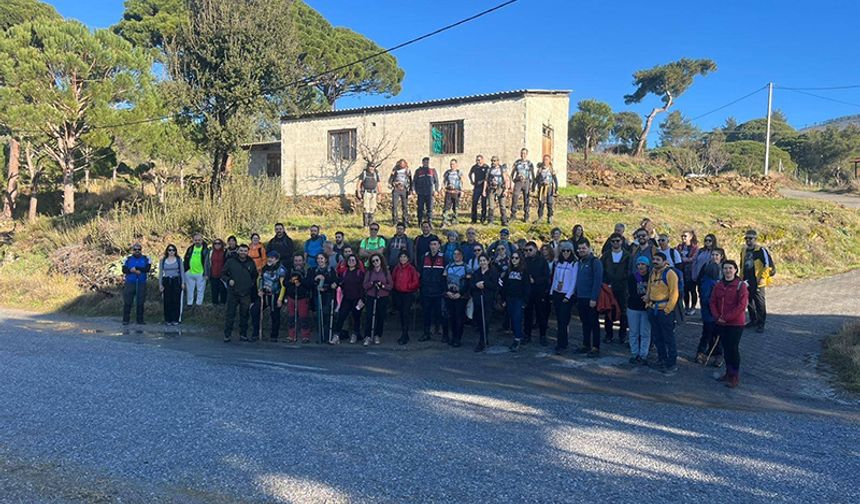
xmin=724 ymin=140 xmax=796 ymax=176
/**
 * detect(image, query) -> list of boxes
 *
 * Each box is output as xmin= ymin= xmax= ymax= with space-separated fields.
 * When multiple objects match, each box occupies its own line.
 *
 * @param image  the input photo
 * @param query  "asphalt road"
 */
xmin=780 ymin=188 xmax=860 ymax=209
xmin=0 ymin=301 xmax=858 ymax=503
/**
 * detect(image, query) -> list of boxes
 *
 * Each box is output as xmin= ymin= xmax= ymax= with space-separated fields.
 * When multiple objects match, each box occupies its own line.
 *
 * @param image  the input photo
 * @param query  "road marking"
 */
xmin=240 ymin=359 xmax=328 ymax=372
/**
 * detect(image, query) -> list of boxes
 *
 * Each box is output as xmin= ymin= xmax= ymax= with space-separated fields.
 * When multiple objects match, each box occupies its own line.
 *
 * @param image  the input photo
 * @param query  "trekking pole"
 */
xmin=704 ymin=334 xmax=721 ymax=367
xmin=178 ymin=284 xmax=184 ymax=324
xmin=295 ymin=288 xmax=299 ymax=342
xmin=371 ymin=296 xmax=378 ymax=342
xmin=258 ymin=292 xmax=264 ymax=341
xmin=328 ymin=297 xmax=336 ymax=343
xmin=480 ymin=291 xmax=487 ymax=348
xmin=317 ymin=276 xmax=325 ymax=344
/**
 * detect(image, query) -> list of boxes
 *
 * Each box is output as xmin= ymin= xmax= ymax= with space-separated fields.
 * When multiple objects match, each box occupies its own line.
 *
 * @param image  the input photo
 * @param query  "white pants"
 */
xmin=186 ymin=273 xmax=206 ymax=305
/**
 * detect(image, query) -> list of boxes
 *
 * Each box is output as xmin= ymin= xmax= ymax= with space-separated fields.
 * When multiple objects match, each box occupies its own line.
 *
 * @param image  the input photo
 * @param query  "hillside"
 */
xmin=801 ymin=114 xmax=860 ymax=132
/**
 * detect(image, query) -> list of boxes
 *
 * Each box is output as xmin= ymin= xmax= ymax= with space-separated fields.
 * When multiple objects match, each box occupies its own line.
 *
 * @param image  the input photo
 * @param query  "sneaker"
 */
xmin=474 ymin=344 xmax=485 ymax=352
xmin=328 ymin=335 xmax=339 ymax=345
xmin=713 ymin=355 xmax=724 ymax=368
xmin=755 ymin=326 xmax=765 ymax=333
xmin=349 ymin=333 xmax=358 ymax=344
xmin=240 ymin=335 xmax=249 ymax=342
xmin=451 ymin=341 xmax=462 ymax=348
xmin=587 ymin=349 xmax=600 ymax=358
xmin=301 ymin=338 xmax=310 ymax=344
xmin=373 ymin=335 xmax=381 ymax=345
xmin=363 ymin=337 xmax=371 ymax=346
xmin=662 ymin=365 xmax=678 ymax=375
xmin=695 ymin=352 xmax=707 ymax=364
xmin=287 ymin=337 xmax=297 ymax=343
xmin=628 ymin=356 xmax=638 ymax=364
xmin=509 ymin=340 xmax=521 ymax=352
xmin=223 ymin=336 xmax=231 ymax=343
xmin=637 ymin=356 xmax=646 ymax=365
xmin=745 ymin=321 xmax=755 ymax=328
xmin=397 ymin=336 xmax=408 ymax=345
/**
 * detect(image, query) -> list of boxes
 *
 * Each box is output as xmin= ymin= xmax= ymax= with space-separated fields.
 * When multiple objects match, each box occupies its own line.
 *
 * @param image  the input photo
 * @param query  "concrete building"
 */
xmin=248 ymin=90 xmax=570 ymax=196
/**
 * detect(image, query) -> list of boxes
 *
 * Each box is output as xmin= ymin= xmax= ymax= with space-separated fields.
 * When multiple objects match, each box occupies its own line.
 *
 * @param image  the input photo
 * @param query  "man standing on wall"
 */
xmin=413 ymin=157 xmax=439 ymax=225
xmin=469 ymin=154 xmax=489 ymax=224
xmin=484 ymin=156 xmax=510 ymax=226
xmin=510 ymin=148 xmax=535 ymax=223
xmin=388 ymin=159 xmax=412 ymax=227
xmin=355 ymin=162 xmax=380 ymax=228
xmin=442 ymin=158 xmax=463 ymax=226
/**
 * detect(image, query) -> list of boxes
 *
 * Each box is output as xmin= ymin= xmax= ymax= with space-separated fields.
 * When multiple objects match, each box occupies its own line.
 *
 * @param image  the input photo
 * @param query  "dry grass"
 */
xmin=823 ymin=322 xmax=860 ymax=392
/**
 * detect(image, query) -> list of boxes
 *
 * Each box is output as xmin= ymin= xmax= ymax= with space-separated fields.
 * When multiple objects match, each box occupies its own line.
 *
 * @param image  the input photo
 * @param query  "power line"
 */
xmin=777 ymin=84 xmax=860 ymax=91
xmin=689 ymin=85 xmax=767 ymax=121
xmin=17 ymin=0 xmax=520 ymax=134
xmin=779 ymin=88 xmax=860 ymax=109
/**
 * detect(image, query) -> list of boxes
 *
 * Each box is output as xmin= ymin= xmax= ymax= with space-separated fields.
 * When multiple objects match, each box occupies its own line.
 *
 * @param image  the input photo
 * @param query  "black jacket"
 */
xmin=222 ymin=256 xmax=258 ymax=297
xmin=525 ymin=256 xmax=550 ymax=297
xmin=470 ymin=267 xmax=499 ymax=301
xmin=183 ymin=244 xmax=211 ymax=275
xmin=500 ymin=269 xmax=531 ymax=301
xmin=285 ymin=268 xmax=312 ymax=300
xmin=266 ymin=234 xmax=294 ymax=261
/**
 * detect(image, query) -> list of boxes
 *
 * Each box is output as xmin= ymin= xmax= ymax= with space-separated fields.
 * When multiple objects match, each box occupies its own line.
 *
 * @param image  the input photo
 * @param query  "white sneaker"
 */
xmin=373 ymin=335 xmax=381 ymax=345
xmin=349 ymin=334 xmax=357 ymax=344
xmin=363 ymin=337 xmax=371 ymax=346
xmin=329 ymin=334 xmax=340 ymax=345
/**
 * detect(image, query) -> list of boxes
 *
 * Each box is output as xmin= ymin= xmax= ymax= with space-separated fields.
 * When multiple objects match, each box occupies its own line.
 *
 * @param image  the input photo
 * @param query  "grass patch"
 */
xmin=0 ymin=254 xmax=82 ymax=312
xmin=823 ymin=322 xmax=860 ymax=392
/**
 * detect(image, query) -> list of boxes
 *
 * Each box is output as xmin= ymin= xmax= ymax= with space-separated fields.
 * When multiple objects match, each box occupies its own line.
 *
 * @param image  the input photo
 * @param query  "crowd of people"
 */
xmin=354 ymin=148 xmax=559 ymax=227
xmin=121 ymin=218 xmax=776 ymax=388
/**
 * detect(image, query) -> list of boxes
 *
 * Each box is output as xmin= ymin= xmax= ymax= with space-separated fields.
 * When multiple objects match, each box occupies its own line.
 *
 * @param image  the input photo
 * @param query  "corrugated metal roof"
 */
xmin=281 ymin=89 xmax=571 ymax=122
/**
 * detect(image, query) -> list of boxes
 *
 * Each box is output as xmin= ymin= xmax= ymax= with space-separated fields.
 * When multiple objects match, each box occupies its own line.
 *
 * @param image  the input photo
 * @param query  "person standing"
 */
xmin=646 ymin=252 xmax=680 ymax=373
xmin=359 ymin=222 xmax=386 ymax=266
xmin=502 ymin=250 xmax=531 ymax=351
xmin=356 ymin=163 xmax=381 ymax=228
xmin=484 ymin=156 xmax=510 ymax=225
xmin=443 ymin=248 xmax=471 ymax=348
xmin=248 ymin=233 xmax=267 ymax=273
xmin=183 ymin=233 xmax=210 ymax=309
xmin=332 ymin=231 xmax=348 ymax=260
xmin=159 ymin=244 xmax=186 ymax=326
xmin=413 ymin=220 xmax=438 ymax=267
xmin=469 ymin=154 xmax=489 ymax=224
xmin=551 ymin=242 xmax=577 ymax=355
xmin=627 ymin=257 xmax=651 ymax=364
xmin=470 ymin=254 xmax=498 ymax=352
xmin=570 ymin=224 xmax=588 ymax=249
xmin=303 ymin=225 xmax=327 ymax=270
xmin=225 ymin=236 xmax=239 ymax=259
xmin=388 ymin=159 xmax=412 ymax=226
xmin=419 ymin=238 xmax=446 ymax=342
xmin=362 ymin=254 xmax=393 ymax=346
xmin=334 ymin=255 xmax=365 ymax=344
xmin=459 ymin=227 xmax=482 ymax=265
xmin=710 ymin=260 xmax=749 ymax=388
xmin=630 ymin=228 xmax=656 ymax=274
xmin=657 ymin=234 xmax=682 ymax=268
xmin=266 ymin=223 xmax=294 ymax=262
xmin=386 ymin=222 xmax=414 ymax=268
xmin=574 ymin=241 xmax=603 ymax=357
xmin=532 ymin=155 xmax=558 ymax=224
xmin=510 ymin=148 xmax=534 ymax=222
xmin=676 ymin=230 xmax=699 ymax=315
xmin=696 ymin=248 xmax=725 ymax=366
xmin=601 ymin=223 xmax=629 ymax=255
xmin=284 ymin=253 xmax=312 ymax=343
xmin=308 ymin=252 xmax=338 ymax=343
xmin=523 ymin=241 xmax=551 ymax=346
xmin=442 ymin=230 xmax=460 ymax=264
xmin=601 ymin=233 xmax=631 ymax=344
xmin=693 ymin=233 xmax=718 ymax=301
xmin=121 ymin=243 xmax=151 ymax=326
xmin=442 ymin=159 xmax=463 ymax=226
xmin=208 ymin=239 xmax=228 ymax=305
xmin=413 ymin=157 xmax=439 ymax=225
xmin=487 ymin=228 xmax=515 ymax=258
xmin=252 ymin=251 xmax=286 ymax=341
xmin=222 ymin=244 xmax=258 ymax=342
xmin=739 ymin=230 xmax=775 ymax=333
xmin=391 ymin=251 xmax=420 ymax=345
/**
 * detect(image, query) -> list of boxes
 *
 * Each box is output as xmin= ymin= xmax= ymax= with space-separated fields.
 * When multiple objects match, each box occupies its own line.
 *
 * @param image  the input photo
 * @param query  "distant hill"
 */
xmin=801 ymin=114 xmax=860 ymax=132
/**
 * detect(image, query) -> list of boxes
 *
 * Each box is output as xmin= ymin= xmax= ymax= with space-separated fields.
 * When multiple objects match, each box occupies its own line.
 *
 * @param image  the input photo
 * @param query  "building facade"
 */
xmin=250 ymin=90 xmax=570 ymax=196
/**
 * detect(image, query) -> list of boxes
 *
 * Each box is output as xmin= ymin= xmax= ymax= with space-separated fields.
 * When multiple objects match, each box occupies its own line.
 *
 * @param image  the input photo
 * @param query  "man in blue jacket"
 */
xmin=121 ymin=243 xmax=152 ymax=325
xmin=574 ymin=240 xmax=603 ymax=357
xmin=303 ymin=225 xmax=326 ymax=269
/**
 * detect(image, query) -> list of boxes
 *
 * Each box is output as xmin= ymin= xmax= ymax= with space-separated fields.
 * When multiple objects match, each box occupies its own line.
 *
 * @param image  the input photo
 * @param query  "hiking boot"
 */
xmin=755 ymin=326 xmax=765 ymax=333
xmin=587 ymin=348 xmax=600 ymax=358
xmin=745 ymin=321 xmax=755 ymax=328
xmin=441 ymin=334 xmax=450 ymax=344
xmin=662 ymin=365 xmax=678 ymax=375
xmin=363 ymin=337 xmax=371 ymax=346
xmin=418 ymin=333 xmax=431 ymax=342
xmin=397 ymin=335 xmax=409 ymax=345
xmin=509 ymin=340 xmax=521 ymax=352
xmin=301 ymin=338 xmax=310 ymax=344
xmin=474 ymin=343 xmax=485 ymax=352
xmin=240 ymin=335 xmax=249 ymax=342
xmin=628 ymin=356 xmax=638 ymax=364
xmin=349 ymin=333 xmax=358 ymax=344
xmin=713 ymin=355 xmax=724 ymax=368
xmin=223 ymin=335 xmax=231 ymax=343
xmin=373 ymin=335 xmax=381 ymax=345
xmin=695 ymin=352 xmax=707 ymax=364
xmin=726 ymin=375 xmax=740 ymax=388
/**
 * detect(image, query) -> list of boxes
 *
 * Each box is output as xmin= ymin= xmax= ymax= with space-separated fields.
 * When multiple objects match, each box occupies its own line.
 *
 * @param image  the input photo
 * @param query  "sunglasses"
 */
xmin=745 ymin=236 xmax=755 ymax=240
xmin=132 ymin=248 xmax=142 ymax=251
xmin=704 ymin=238 xmax=713 ymax=242
xmin=167 ymin=249 xmax=176 ymax=252
xmin=658 ymin=239 xmax=667 ymax=242
xmin=611 ymin=239 xmax=621 ymax=243
xmin=636 ymin=235 xmax=647 ymax=239
xmin=371 ymin=228 xmax=380 ymax=231
xmin=562 ymin=250 xmax=572 ymax=253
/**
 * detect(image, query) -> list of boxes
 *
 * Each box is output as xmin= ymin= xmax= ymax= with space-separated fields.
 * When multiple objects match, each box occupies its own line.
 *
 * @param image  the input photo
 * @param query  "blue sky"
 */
xmin=45 ymin=0 xmax=860 ymax=130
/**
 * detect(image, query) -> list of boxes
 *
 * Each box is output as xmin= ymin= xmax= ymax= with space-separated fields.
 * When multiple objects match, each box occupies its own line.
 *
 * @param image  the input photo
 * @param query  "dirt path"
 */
xmin=781 ymin=188 xmax=860 ymax=209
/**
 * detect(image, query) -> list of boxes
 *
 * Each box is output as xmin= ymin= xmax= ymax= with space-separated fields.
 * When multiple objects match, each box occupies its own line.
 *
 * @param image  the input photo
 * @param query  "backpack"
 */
xmin=661 ymin=266 xmax=685 ymax=321
xmin=360 ymin=170 xmax=379 ymax=192
xmin=445 ymin=170 xmax=462 ymax=191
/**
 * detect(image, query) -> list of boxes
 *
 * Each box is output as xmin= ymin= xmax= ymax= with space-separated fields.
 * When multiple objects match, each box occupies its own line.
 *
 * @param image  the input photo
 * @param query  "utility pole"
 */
xmin=763 ymin=82 xmax=773 ymax=176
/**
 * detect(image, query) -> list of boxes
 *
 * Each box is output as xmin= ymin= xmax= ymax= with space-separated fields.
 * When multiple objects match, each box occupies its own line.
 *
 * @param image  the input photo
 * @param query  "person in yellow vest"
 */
xmin=646 ymin=252 xmax=680 ymax=374
xmin=739 ymin=229 xmax=776 ymax=333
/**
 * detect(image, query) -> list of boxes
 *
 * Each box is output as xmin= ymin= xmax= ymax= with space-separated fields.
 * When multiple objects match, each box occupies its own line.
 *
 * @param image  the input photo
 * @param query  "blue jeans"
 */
xmin=627 ymin=308 xmax=651 ymax=358
xmin=648 ymin=309 xmax=677 ymax=367
xmin=506 ymin=297 xmax=525 ymax=342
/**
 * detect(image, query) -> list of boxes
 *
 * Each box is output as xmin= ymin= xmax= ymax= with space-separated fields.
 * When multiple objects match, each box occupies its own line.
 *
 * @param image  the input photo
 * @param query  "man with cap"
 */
xmin=487 ymin=228 xmax=515 ymax=258
xmin=121 ymin=243 xmax=152 ymax=325
xmin=739 ymin=229 xmax=775 ymax=333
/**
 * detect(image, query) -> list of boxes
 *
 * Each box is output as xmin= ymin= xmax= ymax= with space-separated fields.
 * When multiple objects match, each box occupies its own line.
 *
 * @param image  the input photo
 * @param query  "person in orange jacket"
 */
xmin=248 ymin=233 xmax=267 ymax=273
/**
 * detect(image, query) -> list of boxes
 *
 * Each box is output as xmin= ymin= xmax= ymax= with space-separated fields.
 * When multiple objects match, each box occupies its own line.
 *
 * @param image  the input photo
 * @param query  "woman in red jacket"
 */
xmin=391 ymin=251 xmax=420 ymax=345
xmin=709 ymin=259 xmax=749 ymax=388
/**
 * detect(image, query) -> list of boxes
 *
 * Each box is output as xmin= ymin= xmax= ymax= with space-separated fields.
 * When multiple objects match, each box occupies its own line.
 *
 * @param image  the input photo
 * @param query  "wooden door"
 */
xmin=542 ymin=125 xmax=553 ymax=159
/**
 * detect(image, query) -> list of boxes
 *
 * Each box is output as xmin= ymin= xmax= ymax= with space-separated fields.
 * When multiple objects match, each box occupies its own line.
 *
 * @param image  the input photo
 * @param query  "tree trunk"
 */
xmin=179 ymin=166 xmax=185 ymax=189
xmin=84 ymin=165 xmax=90 ymax=189
xmin=62 ymin=167 xmax=75 ymax=215
xmin=112 ymin=164 xmax=117 ymax=182
xmin=3 ymin=138 xmax=20 ymax=219
xmin=24 ymin=143 xmax=40 ymax=222
xmin=157 ymin=177 xmax=166 ymax=205
xmin=583 ymin=137 xmax=590 ymax=161
xmin=633 ymin=94 xmax=673 ymax=157
xmin=210 ymin=150 xmax=229 ymax=197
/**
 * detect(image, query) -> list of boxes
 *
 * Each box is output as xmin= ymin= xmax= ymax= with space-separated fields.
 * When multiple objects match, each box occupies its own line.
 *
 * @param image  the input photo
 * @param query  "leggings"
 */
xmin=717 ymin=325 xmax=743 ymax=373
xmin=684 ymin=280 xmax=699 ymax=310
xmin=334 ymin=297 xmax=363 ymax=336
